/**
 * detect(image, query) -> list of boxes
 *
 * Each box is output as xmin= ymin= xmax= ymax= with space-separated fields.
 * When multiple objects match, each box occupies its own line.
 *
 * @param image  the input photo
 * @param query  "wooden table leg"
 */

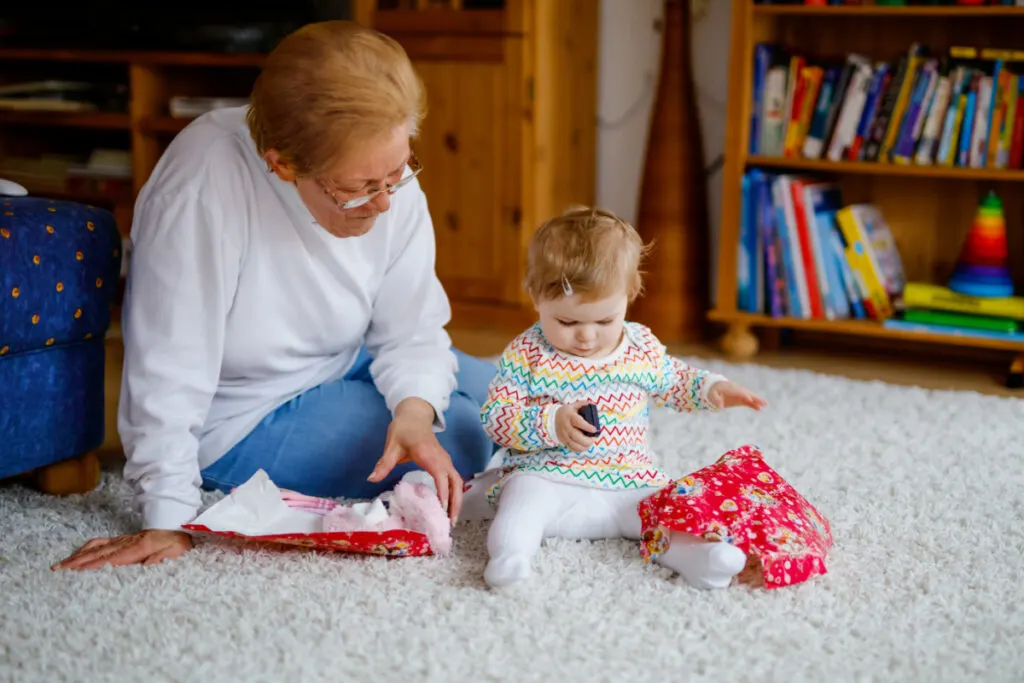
xmin=719 ymin=322 xmax=759 ymax=360
xmin=1007 ymin=354 xmax=1024 ymax=389
xmin=33 ymin=452 xmax=101 ymax=495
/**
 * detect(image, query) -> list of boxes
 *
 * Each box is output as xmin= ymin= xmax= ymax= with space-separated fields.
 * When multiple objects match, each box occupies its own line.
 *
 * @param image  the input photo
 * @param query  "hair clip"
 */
xmin=561 ymin=275 xmax=574 ymax=297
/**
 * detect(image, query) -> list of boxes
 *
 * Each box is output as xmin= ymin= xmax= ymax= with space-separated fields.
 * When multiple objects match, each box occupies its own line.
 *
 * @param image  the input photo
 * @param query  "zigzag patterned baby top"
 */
xmin=480 ymin=322 xmax=725 ymax=499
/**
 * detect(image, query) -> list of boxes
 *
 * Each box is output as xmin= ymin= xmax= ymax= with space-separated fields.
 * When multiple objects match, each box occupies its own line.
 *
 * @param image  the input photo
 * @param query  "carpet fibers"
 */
xmin=2 ymin=358 xmax=1023 ymax=683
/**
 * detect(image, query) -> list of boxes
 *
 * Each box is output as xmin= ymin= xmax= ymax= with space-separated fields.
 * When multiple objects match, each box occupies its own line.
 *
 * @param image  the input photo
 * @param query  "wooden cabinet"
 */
xmin=0 ymin=0 xmax=598 ymax=333
xmin=356 ymin=0 xmax=599 ymax=330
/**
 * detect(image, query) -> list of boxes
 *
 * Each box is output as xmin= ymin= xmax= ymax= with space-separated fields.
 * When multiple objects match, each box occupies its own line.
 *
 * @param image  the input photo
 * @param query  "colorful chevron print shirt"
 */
xmin=480 ymin=322 xmax=727 ymax=496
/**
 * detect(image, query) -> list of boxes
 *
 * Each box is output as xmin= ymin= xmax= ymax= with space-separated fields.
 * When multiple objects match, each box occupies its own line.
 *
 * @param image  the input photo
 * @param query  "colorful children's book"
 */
xmin=901 ymin=282 xmax=1024 ymax=321
xmin=902 ymin=309 xmax=1019 ymax=334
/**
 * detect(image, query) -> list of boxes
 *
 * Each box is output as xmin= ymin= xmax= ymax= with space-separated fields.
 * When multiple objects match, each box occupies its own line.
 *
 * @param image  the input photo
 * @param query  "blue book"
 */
xmin=957 ymin=83 xmax=978 ymax=167
xmin=771 ymin=177 xmax=803 ymax=319
xmin=827 ymin=220 xmax=866 ymax=320
xmin=737 ymin=173 xmax=756 ymax=312
xmin=852 ymin=63 xmax=889 ymax=161
xmin=893 ymin=60 xmax=936 ymax=163
xmin=755 ymin=172 xmax=784 ymax=318
xmin=750 ymin=44 xmax=775 ymax=156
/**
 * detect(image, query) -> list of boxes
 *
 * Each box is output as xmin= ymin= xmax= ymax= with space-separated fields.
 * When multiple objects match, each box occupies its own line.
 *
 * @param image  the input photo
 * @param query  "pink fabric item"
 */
xmin=317 ymin=481 xmax=453 ymax=556
xmin=388 ymin=481 xmax=453 ymax=556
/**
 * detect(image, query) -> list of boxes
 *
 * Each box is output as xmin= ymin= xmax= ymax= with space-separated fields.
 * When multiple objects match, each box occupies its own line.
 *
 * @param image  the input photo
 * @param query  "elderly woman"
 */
xmin=55 ymin=20 xmax=496 ymax=570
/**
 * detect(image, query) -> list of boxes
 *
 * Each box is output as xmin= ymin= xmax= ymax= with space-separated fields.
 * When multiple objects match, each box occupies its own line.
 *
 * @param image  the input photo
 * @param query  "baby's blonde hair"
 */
xmin=524 ymin=205 xmax=651 ymax=303
xmin=247 ymin=20 xmax=425 ymax=178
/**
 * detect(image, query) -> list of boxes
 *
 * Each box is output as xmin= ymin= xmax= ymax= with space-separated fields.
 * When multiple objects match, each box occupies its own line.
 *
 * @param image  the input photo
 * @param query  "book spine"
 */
xmin=863 ymin=54 xmax=909 ymax=162
xmin=915 ymin=72 xmax=952 ymax=165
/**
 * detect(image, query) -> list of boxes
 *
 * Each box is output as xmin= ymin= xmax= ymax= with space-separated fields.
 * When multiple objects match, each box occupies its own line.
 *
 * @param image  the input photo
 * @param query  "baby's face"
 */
xmin=535 ymin=292 xmax=628 ymax=359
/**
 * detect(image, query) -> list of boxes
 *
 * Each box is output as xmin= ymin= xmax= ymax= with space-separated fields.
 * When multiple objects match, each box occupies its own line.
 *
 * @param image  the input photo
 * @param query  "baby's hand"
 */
xmin=555 ymin=401 xmax=598 ymax=452
xmin=708 ymin=381 xmax=767 ymax=411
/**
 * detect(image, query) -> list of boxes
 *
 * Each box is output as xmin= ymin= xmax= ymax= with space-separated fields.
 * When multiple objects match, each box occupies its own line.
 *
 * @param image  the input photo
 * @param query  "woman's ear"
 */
xmin=265 ymin=150 xmax=297 ymax=183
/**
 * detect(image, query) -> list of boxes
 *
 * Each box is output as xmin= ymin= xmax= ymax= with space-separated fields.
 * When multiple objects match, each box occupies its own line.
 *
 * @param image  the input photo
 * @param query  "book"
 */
xmin=901 ymin=282 xmax=1024 ymax=320
xmin=902 ymin=308 xmax=1019 ymax=333
xmin=882 ymin=319 xmax=1024 ymax=343
xmin=835 ymin=204 xmax=906 ymax=320
xmin=748 ymin=40 xmax=1024 ymax=170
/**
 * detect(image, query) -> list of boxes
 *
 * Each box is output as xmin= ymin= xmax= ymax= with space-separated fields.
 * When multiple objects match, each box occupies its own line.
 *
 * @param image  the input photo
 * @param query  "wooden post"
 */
xmin=631 ymin=0 xmax=710 ymax=345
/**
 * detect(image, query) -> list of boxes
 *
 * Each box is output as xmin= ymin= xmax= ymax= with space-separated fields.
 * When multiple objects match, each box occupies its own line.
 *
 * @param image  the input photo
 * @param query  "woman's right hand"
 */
xmin=52 ymin=529 xmax=193 ymax=571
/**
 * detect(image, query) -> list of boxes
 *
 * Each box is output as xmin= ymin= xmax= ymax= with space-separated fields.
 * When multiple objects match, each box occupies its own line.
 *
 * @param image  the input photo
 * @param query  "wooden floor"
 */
xmin=97 ymin=326 xmax=1020 ymax=461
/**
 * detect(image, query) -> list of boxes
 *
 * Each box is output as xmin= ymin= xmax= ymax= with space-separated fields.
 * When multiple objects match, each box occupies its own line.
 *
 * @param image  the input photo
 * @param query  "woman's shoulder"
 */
xmin=137 ymin=106 xmax=260 ymax=204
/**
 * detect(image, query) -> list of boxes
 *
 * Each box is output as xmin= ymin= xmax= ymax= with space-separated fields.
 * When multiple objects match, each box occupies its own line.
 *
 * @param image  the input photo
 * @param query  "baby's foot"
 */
xmin=655 ymin=532 xmax=747 ymax=590
xmin=484 ymin=554 xmax=532 ymax=588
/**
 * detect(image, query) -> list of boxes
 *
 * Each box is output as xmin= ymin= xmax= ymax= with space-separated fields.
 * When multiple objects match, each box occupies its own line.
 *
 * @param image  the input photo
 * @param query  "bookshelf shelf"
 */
xmin=0 ymin=48 xmax=266 ymax=67
xmin=752 ymin=5 xmax=1024 ymax=18
xmin=709 ymin=310 xmax=1024 ymax=353
xmin=0 ymin=110 xmax=131 ymax=130
xmin=746 ymin=155 xmax=1024 ymax=182
xmin=716 ymin=1 xmax=1024 ymax=381
xmin=139 ymin=117 xmax=194 ymax=134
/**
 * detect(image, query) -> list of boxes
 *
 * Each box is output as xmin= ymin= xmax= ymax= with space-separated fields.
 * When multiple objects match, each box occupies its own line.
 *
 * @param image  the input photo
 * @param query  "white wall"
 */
xmin=596 ymin=0 xmax=733 ymax=305
xmin=595 ymin=0 xmax=664 ymax=226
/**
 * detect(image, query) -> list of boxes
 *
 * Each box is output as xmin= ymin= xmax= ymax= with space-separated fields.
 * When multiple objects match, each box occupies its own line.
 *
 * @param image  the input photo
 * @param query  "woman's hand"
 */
xmin=52 ymin=529 xmax=193 ymax=571
xmin=555 ymin=401 xmax=598 ymax=452
xmin=708 ymin=381 xmax=767 ymax=411
xmin=368 ymin=397 xmax=462 ymax=521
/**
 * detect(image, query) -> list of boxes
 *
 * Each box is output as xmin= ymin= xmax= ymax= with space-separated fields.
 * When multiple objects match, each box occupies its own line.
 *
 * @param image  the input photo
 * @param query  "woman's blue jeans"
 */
xmin=200 ymin=348 xmax=497 ymax=499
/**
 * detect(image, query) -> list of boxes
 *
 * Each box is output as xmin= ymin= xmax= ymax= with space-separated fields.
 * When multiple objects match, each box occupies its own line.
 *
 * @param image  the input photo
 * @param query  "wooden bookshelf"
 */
xmin=753 ymin=5 xmax=1024 ymax=18
xmin=713 ymin=1 xmax=1024 ymax=380
xmin=708 ymin=310 xmax=1024 ymax=353
xmin=0 ymin=111 xmax=131 ymax=130
xmin=0 ymin=49 xmax=261 ymax=223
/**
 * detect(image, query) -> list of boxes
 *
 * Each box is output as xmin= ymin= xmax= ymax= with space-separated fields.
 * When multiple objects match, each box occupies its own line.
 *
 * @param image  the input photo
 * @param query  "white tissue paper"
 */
xmin=183 ymin=469 xmax=437 ymax=557
xmin=187 ymin=469 xmax=323 ymax=536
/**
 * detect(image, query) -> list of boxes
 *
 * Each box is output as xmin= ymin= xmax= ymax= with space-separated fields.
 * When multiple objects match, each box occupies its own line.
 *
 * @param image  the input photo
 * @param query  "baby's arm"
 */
xmin=480 ymin=340 xmax=560 ymax=452
xmin=652 ymin=355 xmax=727 ymax=413
xmin=635 ymin=325 xmax=726 ymax=413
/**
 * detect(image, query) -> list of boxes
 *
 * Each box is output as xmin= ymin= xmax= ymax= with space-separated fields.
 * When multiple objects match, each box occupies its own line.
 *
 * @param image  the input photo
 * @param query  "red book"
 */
xmin=788 ymin=179 xmax=825 ymax=320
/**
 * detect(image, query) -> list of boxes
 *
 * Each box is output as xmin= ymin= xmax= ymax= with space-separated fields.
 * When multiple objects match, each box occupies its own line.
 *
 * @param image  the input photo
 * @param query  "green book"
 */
xmin=903 ymin=308 xmax=1019 ymax=333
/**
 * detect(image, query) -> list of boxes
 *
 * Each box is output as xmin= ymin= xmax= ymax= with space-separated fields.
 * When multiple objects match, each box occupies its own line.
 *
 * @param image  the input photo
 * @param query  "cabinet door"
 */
xmin=413 ymin=61 xmax=513 ymax=305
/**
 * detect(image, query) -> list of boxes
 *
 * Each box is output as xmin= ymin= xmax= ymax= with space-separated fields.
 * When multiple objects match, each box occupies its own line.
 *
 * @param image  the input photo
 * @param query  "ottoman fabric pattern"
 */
xmin=0 ymin=197 xmax=121 ymax=479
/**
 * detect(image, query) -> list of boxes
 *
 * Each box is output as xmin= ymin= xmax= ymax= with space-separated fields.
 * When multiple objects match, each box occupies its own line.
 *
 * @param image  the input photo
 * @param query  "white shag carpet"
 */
xmin=2 ymin=358 xmax=1024 ymax=683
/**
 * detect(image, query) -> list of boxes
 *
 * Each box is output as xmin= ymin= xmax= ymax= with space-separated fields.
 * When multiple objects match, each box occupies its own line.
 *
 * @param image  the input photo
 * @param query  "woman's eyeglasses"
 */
xmin=317 ymin=154 xmax=423 ymax=211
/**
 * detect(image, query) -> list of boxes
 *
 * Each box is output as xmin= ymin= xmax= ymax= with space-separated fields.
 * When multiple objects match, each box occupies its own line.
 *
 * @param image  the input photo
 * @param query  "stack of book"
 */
xmin=749 ymin=42 xmax=1024 ymax=170
xmin=885 ymin=282 xmax=1024 ymax=341
xmin=737 ymin=169 xmax=906 ymax=321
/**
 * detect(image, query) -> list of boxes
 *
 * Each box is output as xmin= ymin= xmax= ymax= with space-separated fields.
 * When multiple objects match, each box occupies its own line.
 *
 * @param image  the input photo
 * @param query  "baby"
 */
xmin=478 ymin=206 xmax=767 ymax=589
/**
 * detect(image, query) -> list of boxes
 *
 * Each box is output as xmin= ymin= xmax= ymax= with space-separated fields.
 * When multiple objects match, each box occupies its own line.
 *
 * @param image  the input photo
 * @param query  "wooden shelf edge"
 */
xmin=137 ymin=116 xmax=193 ymax=134
xmin=0 ymin=110 xmax=130 ymax=130
xmin=0 ymin=47 xmax=265 ymax=67
xmin=745 ymin=155 xmax=1024 ymax=182
xmin=708 ymin=310 xmax=1024 ymax=352
xmin=752 ymin=5 xmax=1024 ymax=17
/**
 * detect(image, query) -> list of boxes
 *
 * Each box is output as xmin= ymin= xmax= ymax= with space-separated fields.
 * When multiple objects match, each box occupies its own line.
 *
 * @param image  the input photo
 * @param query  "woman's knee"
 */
xmin=439 ymin=392 xmax=494 ymax=478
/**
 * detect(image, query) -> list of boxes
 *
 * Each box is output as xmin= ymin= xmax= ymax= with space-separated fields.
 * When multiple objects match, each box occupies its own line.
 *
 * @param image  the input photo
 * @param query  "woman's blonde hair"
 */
xmin=524 ymin=205 xmax=651 ymax=303
xmin=246 ymin=20 xmax=425 ymax=178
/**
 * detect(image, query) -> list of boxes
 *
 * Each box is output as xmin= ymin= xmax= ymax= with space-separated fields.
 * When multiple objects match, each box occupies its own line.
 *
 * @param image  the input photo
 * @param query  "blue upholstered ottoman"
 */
xmin=0 ymin=196 xmax=121 ymax=492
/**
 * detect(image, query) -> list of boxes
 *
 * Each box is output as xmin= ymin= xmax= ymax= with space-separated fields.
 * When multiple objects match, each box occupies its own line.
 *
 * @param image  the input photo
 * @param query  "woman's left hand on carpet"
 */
xmin=708 ymin=381 xmax=768 ymax=411
xmin=368 ymin=397 xmax=463 ymax=521
xmin=52 ymin=529 xmax=194 ymax=571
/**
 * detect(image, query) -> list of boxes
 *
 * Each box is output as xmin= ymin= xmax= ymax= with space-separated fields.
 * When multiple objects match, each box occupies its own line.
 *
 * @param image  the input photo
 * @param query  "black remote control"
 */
xmin=577 ymin=403 xmax=601 ymax=437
